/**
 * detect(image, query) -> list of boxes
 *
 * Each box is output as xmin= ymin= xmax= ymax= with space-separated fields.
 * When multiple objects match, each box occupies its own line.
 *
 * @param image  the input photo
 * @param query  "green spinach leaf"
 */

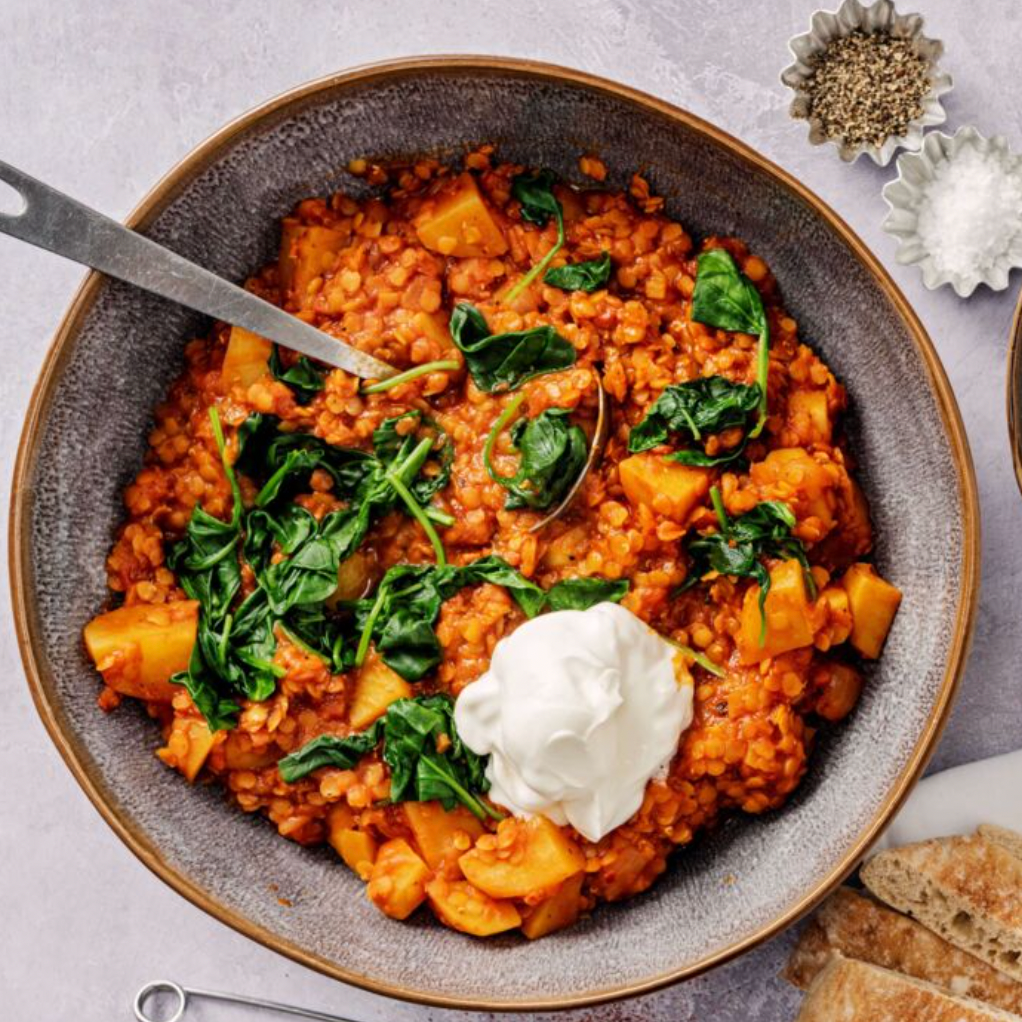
xmin=681 ymin=488 xmax=814 ymax=644
xmin=277 ymin=721 xmax=384 ymax=782
xmin=175 ymin=643 xmax=241 ymax=733
xmin=449 ymin=302 xmax=575 ymax=394
xmin=167 ymin=409 xmax=243 ymax=623
xmin=545 ymin=576 xmax=629 ymax=612
xmin=277 ymin=693 xmax=500 ymax=821
xmin=544 ymin=252 xmax=612 ymax=292
xmin=513 ymin=169 xmax=562 ymax=227
xmin=372 ymin=411 xmax=454 ymax=520
xmin=485 ymin=405 xmax=587 ymax=511
xmin=279 ymin=603 xmax=347 ymax=674
xmin=628 ymin=375 xmax=761 ymax=466
xmin=269 ymin=344 xmax=326 ymax=405
xmin=505 ymin=170 xmax=567 ymax=303
xmin=350 ymin=555 xmax=625 ymax=681
xmin=691 ymin=249 xmax=770 ymax=437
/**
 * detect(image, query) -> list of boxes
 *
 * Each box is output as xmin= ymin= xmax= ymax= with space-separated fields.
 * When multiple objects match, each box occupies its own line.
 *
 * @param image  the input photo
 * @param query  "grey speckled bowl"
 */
xmin=10 ymin=58 xmax=978 ymax=1011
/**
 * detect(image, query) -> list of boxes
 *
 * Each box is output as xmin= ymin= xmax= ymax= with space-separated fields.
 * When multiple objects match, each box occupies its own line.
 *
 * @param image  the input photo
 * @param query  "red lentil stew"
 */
xmin=84 ymin=148 xmax=902 ymax=939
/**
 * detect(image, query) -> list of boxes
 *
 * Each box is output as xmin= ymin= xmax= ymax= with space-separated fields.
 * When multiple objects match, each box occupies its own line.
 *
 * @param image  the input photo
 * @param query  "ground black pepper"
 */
xmin=803 ymin=31 xmax=929 ymax=148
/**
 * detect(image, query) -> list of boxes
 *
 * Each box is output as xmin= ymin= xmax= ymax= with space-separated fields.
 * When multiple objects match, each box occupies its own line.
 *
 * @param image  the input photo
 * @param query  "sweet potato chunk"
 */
xmin=278 ymin=220 xmax=349 ymax=304
xmin=618 ymin=453 xmax=711 ymax=523
xmin=221 ymin=326 xmax=272 ymax=389
xmin=737 ymin=559 xmax=814 ymax=664
xmin=413 ymin=310 xmax=456 ymax=352
xmin=335 ymin=829 xmax=378 ymax=880
xmin=222 ymin=731 xmax=279 ymax=770
xmin=348 ymin=655 xmax=411 ymax=730
xmin=156 ymin=717 xmax=216 ymax=782
xmin=841 ymin=563 xmax=902 ymax=659
xmin=324 ymin=550 xmax=374 ymax=610
xmin=84 ymin=600 xmax=199 ymax=702
xmin=426 ymin=877 xmax=521 ymax=937
xmin=367 ymin=838 xmax=430 ymax=920
xmin=404 ymin=802 xmax=486 ymax=873
xmin=415 ymin=173 xmax=508 ymax=258
xmin=789 ymin=389 xmax=831 ymax=443
xmin=459 ymin=816 xmax=585 ymax=900
xmin=751 ymin=448 xmax=836 ymax=532
xmin=521 ymin=872 xmax=584 ymax=939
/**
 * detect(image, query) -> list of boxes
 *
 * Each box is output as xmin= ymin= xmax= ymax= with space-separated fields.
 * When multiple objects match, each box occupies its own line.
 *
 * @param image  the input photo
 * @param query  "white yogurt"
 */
xmin=454 ymin=601 xmax=694 ymax=842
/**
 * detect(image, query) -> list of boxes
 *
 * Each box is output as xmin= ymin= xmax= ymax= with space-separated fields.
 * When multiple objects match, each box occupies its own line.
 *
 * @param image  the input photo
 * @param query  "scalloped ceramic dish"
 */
xmin=9 ymin=58 xmax=978 ymax=1011
xmin=882 ymin=127 xmax=1022 ymax=297
xmin=781 ymin=0 xmax=953 ymax=166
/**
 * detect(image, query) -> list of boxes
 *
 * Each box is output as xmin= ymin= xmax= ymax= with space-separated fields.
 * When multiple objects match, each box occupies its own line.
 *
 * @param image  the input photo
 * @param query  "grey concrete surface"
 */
xmin=1 ymin=1 xmax=1020 ymax=1019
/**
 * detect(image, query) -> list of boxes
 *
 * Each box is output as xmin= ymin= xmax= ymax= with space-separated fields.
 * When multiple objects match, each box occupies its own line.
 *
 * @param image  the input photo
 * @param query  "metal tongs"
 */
xmin=0 ymin=160 xmax=397 ymax=382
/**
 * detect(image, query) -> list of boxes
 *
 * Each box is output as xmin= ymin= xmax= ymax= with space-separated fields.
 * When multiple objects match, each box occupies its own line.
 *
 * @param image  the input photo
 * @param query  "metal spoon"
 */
xmin=0 ymin=160 xmax=396 ymax=381
xmin=530 ymin=373 xmax=609 ymax=532
xmin=134 ymin=979 xmax=360 ymax=1022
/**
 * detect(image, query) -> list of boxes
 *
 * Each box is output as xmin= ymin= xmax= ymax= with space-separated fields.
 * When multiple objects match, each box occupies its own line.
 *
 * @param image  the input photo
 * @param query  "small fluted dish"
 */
xmin=781 ymin=0 xmax=953 ymax=165
xmin=882 ymin=127 xmax=1022 ymax=297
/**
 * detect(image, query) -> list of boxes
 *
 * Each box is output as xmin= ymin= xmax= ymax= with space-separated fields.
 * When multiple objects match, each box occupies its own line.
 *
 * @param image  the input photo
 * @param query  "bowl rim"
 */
xmin=8 ymin=54 xmax=980 ymax=1012
xmin=1007 ymin=287 xmax=1022 ymax=495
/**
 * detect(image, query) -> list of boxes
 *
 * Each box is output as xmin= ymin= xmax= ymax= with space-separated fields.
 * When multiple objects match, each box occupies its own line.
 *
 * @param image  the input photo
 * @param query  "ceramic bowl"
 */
xmin=781 ymin=0 xmax=953 ymax=166
xmin=10 ymin=57 xmax=978 ymax=1011
xmin=882 ymin=127 xmax=1022 ymax=297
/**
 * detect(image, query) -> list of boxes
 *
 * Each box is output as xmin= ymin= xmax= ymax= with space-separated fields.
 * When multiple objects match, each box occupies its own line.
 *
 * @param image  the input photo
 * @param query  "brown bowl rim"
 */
xmin=8 ymin=55 xmax=980 ymax=1012
xmin=1007 ymin=286 xmax=1022 ymax=495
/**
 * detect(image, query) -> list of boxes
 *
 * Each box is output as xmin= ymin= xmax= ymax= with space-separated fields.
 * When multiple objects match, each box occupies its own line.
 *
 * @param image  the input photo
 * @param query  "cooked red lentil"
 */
xmin=84 ymin=147 xmax=902 ymax=939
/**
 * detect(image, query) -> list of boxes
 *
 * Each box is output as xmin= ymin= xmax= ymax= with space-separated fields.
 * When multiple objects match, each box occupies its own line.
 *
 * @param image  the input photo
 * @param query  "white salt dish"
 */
xmin=781 ymin=0 xmax=953 ymax=166
xmin=882 ymin=127 xmax=1022 ymax=297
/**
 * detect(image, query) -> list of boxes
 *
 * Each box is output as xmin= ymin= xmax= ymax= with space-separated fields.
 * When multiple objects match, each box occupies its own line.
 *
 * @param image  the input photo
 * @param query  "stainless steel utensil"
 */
xmin=134 ymin=979 xmax=361 ymax=1022
xmin=0 ymin=160 xmax=397 ymax=381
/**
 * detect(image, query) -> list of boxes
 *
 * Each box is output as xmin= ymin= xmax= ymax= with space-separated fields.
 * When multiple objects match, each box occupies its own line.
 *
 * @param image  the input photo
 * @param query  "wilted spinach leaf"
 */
xmin=269 ymin=344 xmax=325 ymax=404
xmin=485 ymin=405 xmax=587 ymax=511
xmin=628 ymin=375 xmax=761 ymax=467
xmin=545 ymin=576 xmax=629 ymax=612
xmin=681 ymin=488 xmax=814 ymax=644
xmin=279 ymin=603 xmax=347 ymax=674
xmin=372 ymin=411 xmax=454 ymax=519
xmin=350 ymin=555 xmax=626 ymax=681
xmin=167 ymin=409 xmax=243 ymax=623
xmin=449 ymin=302 xmax=575 ymax=394
xmin=691 ymin=249 xmax=770 ymax=437
xmin=544 ymin=251 xmax=612 ymax=292
xmin=170 ymin=405 xmax=457 ymax=730
xmin=278 ymin=693 xmax=500 ymax=821
xmin=513 ymin=169 xmax=562 ymax=227
xmin=277 ymin=720 xmax=384 ymax=782
xmin=505 ymin=169 xmax=566 ymax=303
xmin=169 ymin=410 xmax=280 ymax=731
xmin=349 ymin=558 xmax=547 ymax=682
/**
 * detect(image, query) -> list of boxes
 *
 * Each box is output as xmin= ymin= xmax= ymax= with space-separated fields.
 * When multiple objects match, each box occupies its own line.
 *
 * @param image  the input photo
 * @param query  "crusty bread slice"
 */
xmin=796 ymin=957 xmax=1022 ymax=1021
xmin=784 ymin=887 xmax=1022 ymax=1013
xmin=861 ymin=834 xmax=1022 ymax=982
xmin=979 ymin=825 xmax=1022 ymax=864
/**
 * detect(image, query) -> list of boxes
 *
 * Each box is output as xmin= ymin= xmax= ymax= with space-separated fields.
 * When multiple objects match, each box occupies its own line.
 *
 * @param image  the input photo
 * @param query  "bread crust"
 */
xmin=784 ymin=888 xmax=1022 ymax=1013
xmin=861 ymin=834 xmax=1022 ymax=982
xmin=979 ymin=826 xmax=1022 ymax=864
xmin=796 ymin=958 xmax=1022 ymax=1022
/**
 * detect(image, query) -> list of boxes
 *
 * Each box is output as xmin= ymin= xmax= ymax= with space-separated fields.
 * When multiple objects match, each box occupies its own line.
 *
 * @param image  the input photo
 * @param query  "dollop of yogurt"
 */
xmin=453 ymin=601 xmax=694 ymax=842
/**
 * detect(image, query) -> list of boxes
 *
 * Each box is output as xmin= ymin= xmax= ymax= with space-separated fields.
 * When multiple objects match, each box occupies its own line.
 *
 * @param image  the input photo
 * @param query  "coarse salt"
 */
xmin=915 ymin=144 xmax=1022 ymax=280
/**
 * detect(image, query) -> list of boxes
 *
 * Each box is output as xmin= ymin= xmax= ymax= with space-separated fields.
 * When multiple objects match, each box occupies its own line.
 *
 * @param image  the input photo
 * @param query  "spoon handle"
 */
xmin=0 ymin=160 xmax=396 ymax=381
xmin=134 ymin=980 xmax=363 ymax=1022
